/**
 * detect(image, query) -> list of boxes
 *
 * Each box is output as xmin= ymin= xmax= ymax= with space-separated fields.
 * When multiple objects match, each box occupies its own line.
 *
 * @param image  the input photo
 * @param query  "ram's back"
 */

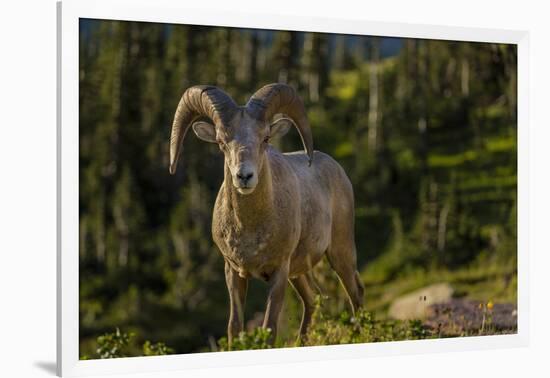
xmin=283 ymin=149 xmax=354 ymax=204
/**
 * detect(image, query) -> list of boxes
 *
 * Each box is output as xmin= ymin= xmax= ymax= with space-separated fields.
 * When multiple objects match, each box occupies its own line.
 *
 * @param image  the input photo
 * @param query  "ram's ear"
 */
xmin=269 ymin=117 xmax=293 ymax=139
xmin=192 ymin=121 xmax=217 ymax=143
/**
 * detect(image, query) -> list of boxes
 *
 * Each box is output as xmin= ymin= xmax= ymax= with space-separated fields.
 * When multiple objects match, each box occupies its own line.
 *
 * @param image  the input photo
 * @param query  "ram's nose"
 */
xmin=234 ymin=165 xmax=258 ymax=194
xmin=236 ymin=171 xmax=254 ymax=185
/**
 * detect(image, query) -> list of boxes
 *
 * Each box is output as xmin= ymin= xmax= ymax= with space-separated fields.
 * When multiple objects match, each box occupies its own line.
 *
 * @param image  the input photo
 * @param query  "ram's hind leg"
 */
xmin=289 ymin=273 xmax=316 ymax=344
xmin=326 ymin=242 xmax=364 ymax=314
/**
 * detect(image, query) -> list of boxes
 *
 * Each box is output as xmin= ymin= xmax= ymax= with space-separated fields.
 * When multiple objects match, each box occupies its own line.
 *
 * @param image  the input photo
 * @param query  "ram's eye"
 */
xmin=263 ymin=136 xmax=270 ymax=144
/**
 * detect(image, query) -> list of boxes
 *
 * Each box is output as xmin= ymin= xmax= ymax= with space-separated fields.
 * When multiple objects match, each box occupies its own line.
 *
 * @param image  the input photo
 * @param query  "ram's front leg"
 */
xmin=225 ymin=261 xmax=248 ymax=350
xmin=262 ymin=264 xmax=289 ymax=345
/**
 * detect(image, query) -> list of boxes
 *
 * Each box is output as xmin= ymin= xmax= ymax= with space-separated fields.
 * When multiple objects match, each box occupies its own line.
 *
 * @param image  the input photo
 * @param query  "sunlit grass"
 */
xmin=362 ymin=256 xmax=517 ymax=315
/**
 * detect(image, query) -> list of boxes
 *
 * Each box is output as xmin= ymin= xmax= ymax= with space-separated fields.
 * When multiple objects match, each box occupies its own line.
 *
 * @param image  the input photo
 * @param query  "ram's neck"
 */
xmin=222 ymin=156 xmax=275 ymax=228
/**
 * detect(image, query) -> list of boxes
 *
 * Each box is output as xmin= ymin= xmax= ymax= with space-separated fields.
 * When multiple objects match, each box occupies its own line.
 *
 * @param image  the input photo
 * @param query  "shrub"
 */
xmin=93 ymin=328 xmax=174 ymax=359
xmin=218 ymin=327 xmax=273 ymax=351
xmin=143 ymin=340 xmax=174 ymax=356
xmin=96 ymin=328 xmax=134 ymax=358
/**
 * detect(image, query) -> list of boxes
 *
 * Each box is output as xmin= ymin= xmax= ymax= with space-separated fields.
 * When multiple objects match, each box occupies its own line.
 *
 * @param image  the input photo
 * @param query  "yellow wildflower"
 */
xmin=487 ymin=301 xmax=494 ymax=310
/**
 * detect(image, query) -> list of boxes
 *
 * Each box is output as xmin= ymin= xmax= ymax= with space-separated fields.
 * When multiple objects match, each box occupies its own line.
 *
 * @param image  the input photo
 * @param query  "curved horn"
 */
xmin=246 ymin=83 xmax=314 ymax=165
xmin=169 ymin=85 xmax=237 ymax=174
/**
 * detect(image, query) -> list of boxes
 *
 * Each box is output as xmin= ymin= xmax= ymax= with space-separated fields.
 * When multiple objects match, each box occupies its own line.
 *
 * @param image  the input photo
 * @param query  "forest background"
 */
xmin=78 ymin=19 xmax=517 ymax=357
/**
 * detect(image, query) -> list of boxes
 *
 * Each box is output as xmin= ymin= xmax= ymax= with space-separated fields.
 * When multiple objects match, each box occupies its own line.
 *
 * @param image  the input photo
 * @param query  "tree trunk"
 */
xmin=367 ymin=37 xmax=380 ymax=153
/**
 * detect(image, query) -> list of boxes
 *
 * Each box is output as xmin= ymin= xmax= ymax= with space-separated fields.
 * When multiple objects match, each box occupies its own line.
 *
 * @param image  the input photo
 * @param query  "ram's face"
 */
xmin=218 ymin=112 xmax=270 ymax=195
xmin=192 ymin=110 xmax=292 ymax=195
xmin=193 ymin=111 xmax=269 ymax=195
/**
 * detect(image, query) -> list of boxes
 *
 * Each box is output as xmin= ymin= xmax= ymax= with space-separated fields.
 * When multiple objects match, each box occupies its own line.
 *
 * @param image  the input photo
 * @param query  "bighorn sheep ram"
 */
xmin=169 ymin=83 xmax=364 ymax=347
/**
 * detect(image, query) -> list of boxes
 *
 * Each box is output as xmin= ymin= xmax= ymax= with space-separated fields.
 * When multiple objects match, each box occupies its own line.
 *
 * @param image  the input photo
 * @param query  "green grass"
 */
xmin=217 ymin=299 xmax=514 ymax=352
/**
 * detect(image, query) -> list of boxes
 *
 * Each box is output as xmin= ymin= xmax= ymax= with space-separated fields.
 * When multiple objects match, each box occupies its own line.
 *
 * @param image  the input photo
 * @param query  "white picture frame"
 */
xmin=57 ymin=0 xmax=530 ymax=376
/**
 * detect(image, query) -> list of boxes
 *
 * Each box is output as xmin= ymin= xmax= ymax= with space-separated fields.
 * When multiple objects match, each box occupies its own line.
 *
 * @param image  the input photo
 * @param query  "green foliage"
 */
xmin=214 ymin=309 xmax=432 ymax=350
xmin=304 ymin=302 xmax=430 ymax=346
xmin=218 ymin=328 xmax=274 ymax=351
xmin=212 ymin=301 xmax=512 ymax=351
xmin=92 ymin=328 xmax=174 ymax=359
xmin=96 ymin=328 xmax=135 ymax=359
xmin=143 ymin=341 xmax=174 ymax=356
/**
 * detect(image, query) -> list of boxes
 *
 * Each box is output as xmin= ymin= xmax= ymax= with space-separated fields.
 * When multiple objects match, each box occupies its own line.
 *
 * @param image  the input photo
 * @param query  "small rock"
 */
xmin=388 ymin=283 xmax=454 ymax=320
